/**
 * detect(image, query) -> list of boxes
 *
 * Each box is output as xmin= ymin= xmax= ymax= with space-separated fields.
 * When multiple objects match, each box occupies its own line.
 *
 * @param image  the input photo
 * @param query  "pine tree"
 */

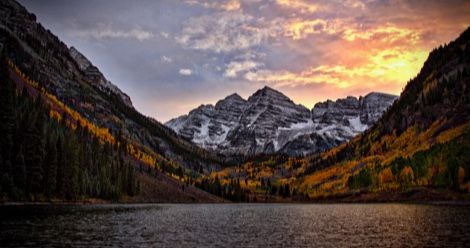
xmin=64 ymin=132 xmax=79 ymax=200
xmin=1 ymin=55 xmax=146 ymax=201
xmin=127 ymin=164 xmax=136 ymax=196
xmin=13 ymin=147 xmax=26 ymax=192
xmin=56 ymin=135 xmax=66 ymax=197
xmin=24 ymin=109 xmax=45 ymax=197
xmin=177 ymin=166 xmax=184 ymax=180
xmin=43 ymin=135 xmax=57 ymax=198
xmin=284 ymin=184 xmax=290 ymax=198
xmin=0 ymin=59 xmax=15 ymax=167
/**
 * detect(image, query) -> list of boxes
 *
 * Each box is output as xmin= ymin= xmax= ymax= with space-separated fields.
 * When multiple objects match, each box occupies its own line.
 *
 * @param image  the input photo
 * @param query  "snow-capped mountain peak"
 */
xmin=165 ymin=87 xmax=397 ymax=156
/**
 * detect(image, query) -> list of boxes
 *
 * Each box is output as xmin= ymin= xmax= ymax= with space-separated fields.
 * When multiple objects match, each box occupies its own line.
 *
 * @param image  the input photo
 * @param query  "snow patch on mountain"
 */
xmin=166 ymin=87 xmax=397 ymax=156
xmin=348 ymin=116 xmax=368 ymax=132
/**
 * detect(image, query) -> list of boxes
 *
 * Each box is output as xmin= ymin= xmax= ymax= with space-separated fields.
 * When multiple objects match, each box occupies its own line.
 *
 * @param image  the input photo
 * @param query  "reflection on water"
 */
xmin=1 ymin=204 xmax=470 ymax=247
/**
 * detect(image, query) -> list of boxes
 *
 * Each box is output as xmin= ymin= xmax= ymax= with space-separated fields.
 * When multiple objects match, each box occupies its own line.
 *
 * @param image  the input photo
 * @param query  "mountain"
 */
xmin=205 ymin=27 xmax=470 ymax=202
xmin=0 ymin=0 xmax=229 ymax=202
xmin=2 ymin=0 xmax=467 ymax=204
xmin=294 ymin=27 xmax=470 ymax=200
xmin=0 ymin=0 xmax=232 ymax=172
xmin=166 ymin=86 xmax=397 ymax=156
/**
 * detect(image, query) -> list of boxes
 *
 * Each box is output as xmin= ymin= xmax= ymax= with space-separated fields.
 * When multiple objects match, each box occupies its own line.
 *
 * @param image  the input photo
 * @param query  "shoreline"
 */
xmin=2 ymin=199 xmax=470 ymax=207
xmin=2 ymin=188 xmax=469 ymax=206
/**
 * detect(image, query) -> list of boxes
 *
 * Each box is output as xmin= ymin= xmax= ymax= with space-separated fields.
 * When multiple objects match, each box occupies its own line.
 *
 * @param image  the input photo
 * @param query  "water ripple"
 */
xmin=1 ymin=204 xmax=470 ymax=247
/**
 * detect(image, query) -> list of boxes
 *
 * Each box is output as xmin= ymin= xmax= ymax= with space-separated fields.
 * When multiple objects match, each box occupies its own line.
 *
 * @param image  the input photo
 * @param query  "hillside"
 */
xmin=0 ymin=56 xmax=226 ymax=203
xmin=0 ymin=0 xmax=227 ymax=202
xmin=201 ymin=27 xmax=470 ymax=202
xmin=0 ymin=0 xmax=234 ymax=177
xmin=295 ymin=27 xmax=470 ymax=200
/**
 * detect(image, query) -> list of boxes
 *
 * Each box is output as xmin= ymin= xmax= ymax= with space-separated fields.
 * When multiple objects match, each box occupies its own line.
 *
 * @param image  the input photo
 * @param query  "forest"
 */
xmin=0 ymin=57 xmax=139 ymax=201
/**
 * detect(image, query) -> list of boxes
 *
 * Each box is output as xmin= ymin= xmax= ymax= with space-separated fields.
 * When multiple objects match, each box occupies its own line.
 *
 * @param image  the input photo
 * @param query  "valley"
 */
xmin=0 ymin=0 xmax=469 ymax=204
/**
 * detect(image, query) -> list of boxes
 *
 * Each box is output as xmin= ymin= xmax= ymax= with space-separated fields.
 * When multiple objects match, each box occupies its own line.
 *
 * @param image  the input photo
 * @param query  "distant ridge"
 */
xmin=166 ymin=87 xmax=397 ymax=156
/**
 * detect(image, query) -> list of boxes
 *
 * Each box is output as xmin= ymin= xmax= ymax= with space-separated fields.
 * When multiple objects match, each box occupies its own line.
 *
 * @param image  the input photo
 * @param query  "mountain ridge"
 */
xmin=1 ymin=0 xmax=468 ymax=203
xmin=295 ymin=26 xmax=470 ymax=199
xmin=68 ymin=46 xmax=133 ymax=108
xmin=206 ymin=27 xmax=470 ymax=203
xmin=0 ymin=0 xmax=238 ymax=202
xmin=166 ymin=87 xmax=397 ymax=156
xmin=0 ymin=0 xmax=234 ymax=181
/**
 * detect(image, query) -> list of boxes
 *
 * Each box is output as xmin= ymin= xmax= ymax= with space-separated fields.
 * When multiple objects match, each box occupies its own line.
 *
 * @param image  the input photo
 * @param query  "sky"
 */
xmin=18 ymin=0 xmax=470 ymax=122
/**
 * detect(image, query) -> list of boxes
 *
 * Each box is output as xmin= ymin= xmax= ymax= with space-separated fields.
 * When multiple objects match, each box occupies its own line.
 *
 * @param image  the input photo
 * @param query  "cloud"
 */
xmin=161 ymin=55 xmax=173 ymax=63
xmin=245 ymin=47 xmax=428 ymax=90
xmin=283 ymin=19 xmax=335 ymax=40
xmin=179 ymin=68 xmax=193 ymax=76
xmin=224 ymin=60 xmax=261 ymax=78
xmin=342 ymin=0 xmax=366 ymax=9
xmin=281 ymin=17 xmax=421 ymax=45
xmin=185 ymin=0 xmax=241 ymax=11
xmin=69 ymin=24 xmax=154 ymax=41
xmin=176 ymin=11 xmax=274 ymax=53
xmin=21 ymin=0 xmax=470 ymax=122
xmin=275 ymin=0 xmax=323 ymax=13
xmin=341 ymin=25 xmax=420 ymax=43
xmin=275 ymin=0 xmax=367 ymax=15
xmin=160 ymin=32 xmax=169 ymax=38
xmin=245 ymin=68 xmax=344 ymax=88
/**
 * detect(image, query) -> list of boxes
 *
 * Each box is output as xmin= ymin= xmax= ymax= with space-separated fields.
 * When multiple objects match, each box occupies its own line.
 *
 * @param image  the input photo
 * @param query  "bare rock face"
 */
xmin=360 ymin=92 xmax=398 ymax=125
xmin=69 ymin=47 xmax=133 ymax=108
xmin=0 ymin=0 xmax=133 ymax=109
xmin=166 ymin=87 xmax=397 ymax=156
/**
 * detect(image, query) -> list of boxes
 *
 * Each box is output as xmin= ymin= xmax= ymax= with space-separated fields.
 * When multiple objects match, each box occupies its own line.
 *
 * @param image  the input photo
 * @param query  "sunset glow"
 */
xmin=20 ymin=0 xmax=470 ymax=121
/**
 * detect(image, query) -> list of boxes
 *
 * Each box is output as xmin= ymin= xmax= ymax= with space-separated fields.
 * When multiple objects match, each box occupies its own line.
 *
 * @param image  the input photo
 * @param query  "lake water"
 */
xmin=1 ymin=203 xmax=470 ymax=247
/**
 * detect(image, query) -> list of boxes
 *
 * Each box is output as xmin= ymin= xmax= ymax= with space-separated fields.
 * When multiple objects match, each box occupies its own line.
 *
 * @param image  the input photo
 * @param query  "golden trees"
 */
xmin=378 ymin=167 xmax=395 ymax=187
xmin=399 ymin=166 xmax=414 ymax=184
xmin=7 ymin=60 xmax=169 ymax=172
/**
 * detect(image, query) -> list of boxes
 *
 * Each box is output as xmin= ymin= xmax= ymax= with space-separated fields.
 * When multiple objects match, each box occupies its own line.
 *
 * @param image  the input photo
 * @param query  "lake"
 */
xmin=1 ymin=203 xmax=469 ymax=247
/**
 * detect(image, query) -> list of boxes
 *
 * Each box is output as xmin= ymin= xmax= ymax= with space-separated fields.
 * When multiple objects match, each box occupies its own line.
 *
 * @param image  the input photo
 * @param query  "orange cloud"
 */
xmin=283 ymin=19 xmax=337 ymax=40
xmin=245 ymin=47 xmax=427 ymax=93
xmin=174 ymin=0 xmax=470 ymax=120
xmin=276 ymin=0 xmax=323 ymax=13
xmin=282 ymin=17 xmax=421 ymax=46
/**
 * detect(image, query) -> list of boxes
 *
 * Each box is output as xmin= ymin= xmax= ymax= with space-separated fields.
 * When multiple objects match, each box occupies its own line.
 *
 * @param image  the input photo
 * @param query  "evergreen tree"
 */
xmin=64 ymin=132 xmax=80 ymax=200
xmin=177 ymin=166 xmax=184 ymax=180
xmin=279 ymin=185 xmax=284 ymax=197
xmin=43 ymin=135 xmax=57 ymax=198
xmin=13 ymin=147 xmax=26 ymax=192
xmin=56 ymin=135 xmax=66 ymax=197
xmin=0 ymin=59 xmax=15 ymax=167
xmin=24 ymin=109 xmax=45 ymax=196
xmin=0 ymin=56 xmax=145 ymax=201
xmin=284 ymin=184 xmax=290 ymax=198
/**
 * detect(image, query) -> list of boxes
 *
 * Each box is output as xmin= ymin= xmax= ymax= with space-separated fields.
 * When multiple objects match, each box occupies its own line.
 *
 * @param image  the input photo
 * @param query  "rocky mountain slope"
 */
xmin=295 ymin=26 xmax=470 ymax=199
xmin=166 ymin=87 xmax=397 ymax=156
xmin=0 ymin=0 xmax=229 ymax=175
xmin=68 ymin=47 xmax=133 ymax=108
